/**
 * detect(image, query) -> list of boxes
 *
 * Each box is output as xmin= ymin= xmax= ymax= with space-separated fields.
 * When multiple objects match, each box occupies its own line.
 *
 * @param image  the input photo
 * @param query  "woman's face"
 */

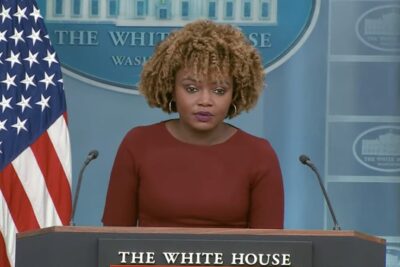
xmin=174 ymin=68 xmax=233 ymax=133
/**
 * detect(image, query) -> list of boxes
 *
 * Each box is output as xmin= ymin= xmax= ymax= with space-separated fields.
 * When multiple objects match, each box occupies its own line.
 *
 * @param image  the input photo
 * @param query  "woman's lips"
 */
xmin=194 ymin=112 xmax=213 ymax=122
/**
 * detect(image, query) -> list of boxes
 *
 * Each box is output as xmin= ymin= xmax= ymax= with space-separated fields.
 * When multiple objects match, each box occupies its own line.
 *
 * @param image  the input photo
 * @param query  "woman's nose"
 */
xmin=198 ymin=89 xmax=213 ymax=106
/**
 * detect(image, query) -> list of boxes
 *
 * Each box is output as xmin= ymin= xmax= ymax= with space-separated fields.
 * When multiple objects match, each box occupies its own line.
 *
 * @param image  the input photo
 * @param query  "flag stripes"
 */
xmin=0 ymin=164 xmax=40 ymax=231
xmin=48 ymin=113 xmax=72 ymax=188
xmin=0 ymin=192 xmax=14 ymax=267
xmin=30 ymin=116 xmax=71 ymax=225
xmin=13 ymin=148 xmax=63 ymax=228
xmin=0 ymin=116 xmax=71 ymax=266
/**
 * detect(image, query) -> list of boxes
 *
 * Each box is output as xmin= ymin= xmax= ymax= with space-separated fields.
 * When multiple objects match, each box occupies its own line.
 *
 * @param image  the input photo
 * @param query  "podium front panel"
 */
xmin=15 ymin=227 xmax=386 ymax=267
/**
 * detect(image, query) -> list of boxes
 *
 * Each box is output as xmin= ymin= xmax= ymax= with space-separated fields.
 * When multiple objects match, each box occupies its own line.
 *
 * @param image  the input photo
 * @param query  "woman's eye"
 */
xmin=185 ymin=86 xmax=198 ymax=93
xmin=213 ymin=87 xmax=226 ymax=95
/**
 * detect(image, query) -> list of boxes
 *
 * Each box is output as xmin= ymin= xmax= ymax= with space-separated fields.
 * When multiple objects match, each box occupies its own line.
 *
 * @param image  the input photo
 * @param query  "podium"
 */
xmin=16 ymin=226 xmax=385 ymax=267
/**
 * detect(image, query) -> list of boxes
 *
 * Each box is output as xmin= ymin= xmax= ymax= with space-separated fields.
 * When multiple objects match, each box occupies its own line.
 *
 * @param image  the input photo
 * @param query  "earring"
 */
xmin=231 ymin=103 xmax=237 ymax=116
xmin=168 ymin=100 xmax=173 ymax=113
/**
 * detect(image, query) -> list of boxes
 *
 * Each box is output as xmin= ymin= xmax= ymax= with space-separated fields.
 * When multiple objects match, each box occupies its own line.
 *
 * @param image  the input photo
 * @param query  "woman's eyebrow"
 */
xmin=181 ymin=76 xmax=232 ymax=86
xmin=181 ymin=77 xmax=198 ymax=82
xmin=209 ymin=79 xmax=232 ymax=87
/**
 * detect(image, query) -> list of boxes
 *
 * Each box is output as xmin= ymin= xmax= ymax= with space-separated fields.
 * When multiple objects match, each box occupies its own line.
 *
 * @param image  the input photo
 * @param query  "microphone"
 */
xmin=70 ymin=150 xmax=99 ymax=226
xmin=299 ymin=154 xmax=341 ymax=230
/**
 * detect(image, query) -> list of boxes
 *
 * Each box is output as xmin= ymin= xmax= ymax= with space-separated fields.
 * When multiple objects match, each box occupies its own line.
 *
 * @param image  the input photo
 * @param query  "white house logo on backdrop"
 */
xmin=356 ymin=5 xmax=400 ymax=52
xmin=353 ymin=125 xmax=400 ymax=173
xmin=41 ymin=0 xmax=320 ymax=94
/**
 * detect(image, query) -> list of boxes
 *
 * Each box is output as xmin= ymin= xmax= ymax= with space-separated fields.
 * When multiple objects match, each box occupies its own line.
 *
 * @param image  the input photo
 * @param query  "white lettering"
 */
xmin=259 ymin=254 xmax=272 ymax=266
xmin=260 ymin=33 xmax=272 ymax=48
xmin=131 ymin=252 xmax=145 ymax=264
xmin=202 ymin=252 xmax=213 ymax=264
xmin=111 ymin=55 xmax=126 ymax=65
xmin=231 ymin=253 xmax=291 ymax=266
xmin=117 ymin=251 xmax=155 ymax=264
xmin=194 ymin=253 xmax=202 ymax=264
xmin=130 ymin=32 xmax=146 ymax=46
xmin=181 ymin=252 xmax=194 ymax=264
xmin=245 ymin=254 xmax=258 ymax=265
xmin=109 ymin=31 xmax=170 ymax=47
xmin=282 ymin=254 xmax=291 ymax=266
xmin=111 ymin=56 xmax=148 ymax=66
xmin=118 ymin=251 xmax=130 ymax=264
xmin=163 ymin=252 xmax=180 ymax=264
xmin=54 ymin=30 xmax=68 ymax=45
xmin=162 ymin=252 xmax=224 ymax=265
xmin=248 ymin=32 xmax=272 ymax=48
xmin=109 ymin=31 xmax=130 ymax=46
xmin=231 ymin=253 xmax=245 ymax=265
xmin=87 ymin=31 xmax=98 ymax=45
xmin=53 ymin=30 xmax=98 ymax=45
xmin=271 ymin=254 xmax=280 ymax=266
xmin=214 ymin=253 xmax=223 ymax=265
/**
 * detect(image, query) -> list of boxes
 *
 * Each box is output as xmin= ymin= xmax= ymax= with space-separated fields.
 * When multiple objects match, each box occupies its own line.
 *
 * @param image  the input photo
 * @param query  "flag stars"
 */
xmin=1 ymin=73 xmax=17 ymax=90
xmin=20 ymin=73 xmax=36 ymax=90
xmin=0 ymin=95 xmax=12 ymax=112
xmin=9 ymin=29 xmax=25 ymax=45
xmin=0 ymin=5 xmax=11 ymax=23
xmin=11 ymin=117 xmax=28 ymax=135
xmin=29 ymin=6 xmax=43 ymax=23
xmin=39 ymin=72 xmax=55 ymax=89
xmin=36 ymin=94 xmax=50 ymax=111
xmin=44 ymin=34 xmax=53 ymax=45
xmin=6 ymin=51 xmax=21 ymax=68
xmin=58 ymin=78 xmax=64 ymax=90
xmin=13 ymin=6 xmax=28 ymax=24
xmin=23 ymin=51 xmax=39 ymax=68
xmin=0 ymin=1 xmax=68 ymax=181
xmin=27 ymin=29 xmax=42 ymax=46
xmin=16 ymin=95 xmax=32 ymax=113
xmin=0 ymin=30 xmax=7 ymax=43
xmin=0 ymin=119 xmax=7 ymax=131
xmin=43 ymin=50 xmax=58 ymax=68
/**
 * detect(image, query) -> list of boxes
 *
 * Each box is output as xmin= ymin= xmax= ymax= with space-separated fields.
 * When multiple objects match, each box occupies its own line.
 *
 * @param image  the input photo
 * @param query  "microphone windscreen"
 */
xmin=89 ymin=150 xmax=99 ymax=159
xmin=299 ymin=154 xmax=310 ymax=165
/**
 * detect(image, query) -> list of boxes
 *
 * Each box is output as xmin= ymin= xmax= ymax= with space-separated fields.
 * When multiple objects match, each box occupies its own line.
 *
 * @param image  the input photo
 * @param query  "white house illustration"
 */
xmin=361 ymin=132 xmax=400 ymax=156
xmin=46 ymin=0 xmax=278 ymax=26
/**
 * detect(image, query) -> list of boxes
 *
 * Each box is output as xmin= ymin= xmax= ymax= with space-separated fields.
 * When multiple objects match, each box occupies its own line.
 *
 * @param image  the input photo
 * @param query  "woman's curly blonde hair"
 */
xmin=138 ymin=20 xmax=265 ymax=118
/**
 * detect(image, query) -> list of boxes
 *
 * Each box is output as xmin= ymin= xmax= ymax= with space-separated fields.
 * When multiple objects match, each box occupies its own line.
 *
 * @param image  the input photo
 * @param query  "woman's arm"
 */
xmin=248 ymin=145 xmax=284 ymax=229
xmin=102 ymin=135 xmax=139 ymax=226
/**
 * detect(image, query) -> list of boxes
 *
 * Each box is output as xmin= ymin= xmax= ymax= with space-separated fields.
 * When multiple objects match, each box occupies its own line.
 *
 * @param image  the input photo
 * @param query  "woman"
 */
xmin=102 ymin=20 xmax=284 ymax=229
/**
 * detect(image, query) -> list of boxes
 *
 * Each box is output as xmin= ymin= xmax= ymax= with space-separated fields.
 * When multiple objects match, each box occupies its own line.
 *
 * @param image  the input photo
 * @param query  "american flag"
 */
xmin=0 ymin=0 xmax=72 ymax=266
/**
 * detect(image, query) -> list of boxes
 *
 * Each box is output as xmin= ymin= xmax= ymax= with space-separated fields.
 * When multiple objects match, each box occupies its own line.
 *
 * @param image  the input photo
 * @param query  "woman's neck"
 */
xmin=166 ymin=119 xmax=236 ymax=146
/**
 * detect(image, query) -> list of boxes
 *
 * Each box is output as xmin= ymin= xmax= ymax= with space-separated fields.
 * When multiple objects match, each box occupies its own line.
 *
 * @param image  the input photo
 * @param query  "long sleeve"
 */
xmin=102 ymin=132 xmax=139 ymax=226
xmin=248 ymin=142 xmax=284 ymax=229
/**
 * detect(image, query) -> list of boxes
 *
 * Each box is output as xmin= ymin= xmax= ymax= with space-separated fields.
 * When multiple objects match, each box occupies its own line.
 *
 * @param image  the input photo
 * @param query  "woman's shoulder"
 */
xmin=233 ymin=128 xmax=275 ymax=155
xmin=235 ymin=128 xmax=271 ymax=145
xmin=122 ymin=121 xmax=166 ymax=143
xmin=127 ymin=121 xmax=163 ymax=134
xmin=232 ymin=129 xmax=281 ymax=171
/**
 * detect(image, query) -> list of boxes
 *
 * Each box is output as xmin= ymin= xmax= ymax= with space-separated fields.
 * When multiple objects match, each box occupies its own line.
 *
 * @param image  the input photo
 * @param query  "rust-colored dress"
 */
xmin=102 ymin=122 xmax=284 ymax=228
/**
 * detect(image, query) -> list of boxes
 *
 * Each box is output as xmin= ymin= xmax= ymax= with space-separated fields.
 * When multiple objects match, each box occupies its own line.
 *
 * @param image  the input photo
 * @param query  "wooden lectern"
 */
xmin=16 ymin=227 xmax=385 ymax=267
